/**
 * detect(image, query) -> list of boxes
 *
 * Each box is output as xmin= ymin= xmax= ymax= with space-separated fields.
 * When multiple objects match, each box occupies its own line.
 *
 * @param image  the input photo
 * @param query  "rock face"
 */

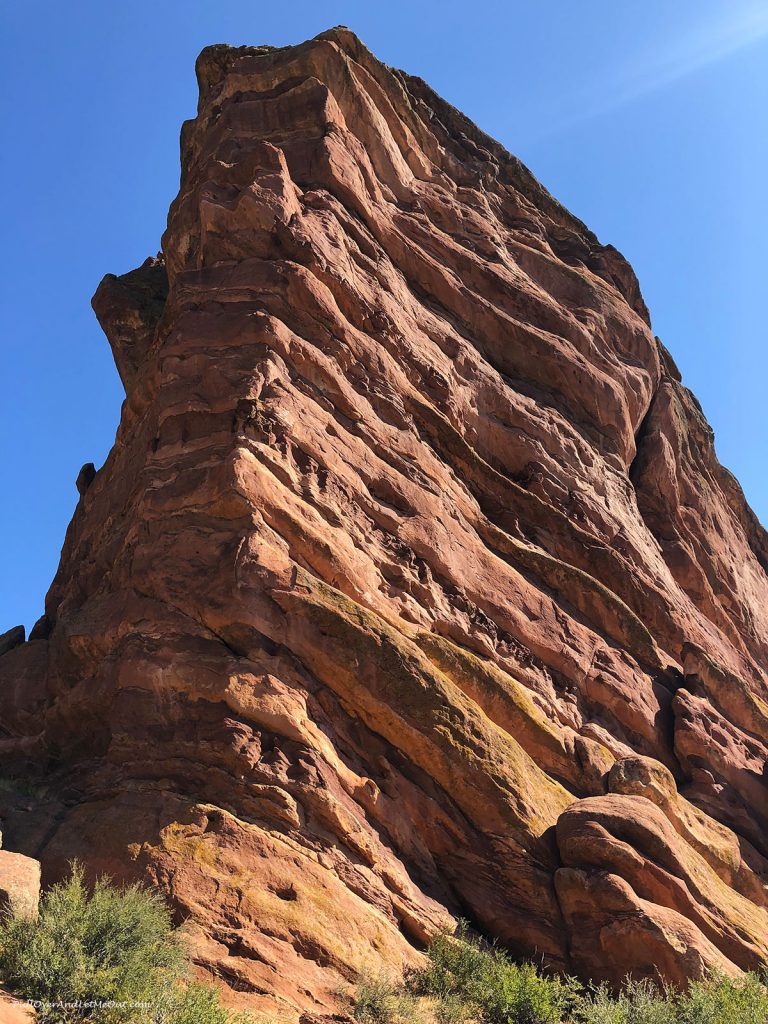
xmin=0 ymin=629 xmax=25 ymax=660
xmin=1 ymin=27 xmax=767 ymax=1016
xmin=0 ymin=851 xmax=40 ymax=920
xmin=0 ymin=987 xmax=35 ymax=1024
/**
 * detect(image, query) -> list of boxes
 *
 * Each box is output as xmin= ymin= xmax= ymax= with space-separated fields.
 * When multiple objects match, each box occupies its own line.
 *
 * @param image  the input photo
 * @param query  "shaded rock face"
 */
xmin=1 ymin=26 xmax=767 ymax=1016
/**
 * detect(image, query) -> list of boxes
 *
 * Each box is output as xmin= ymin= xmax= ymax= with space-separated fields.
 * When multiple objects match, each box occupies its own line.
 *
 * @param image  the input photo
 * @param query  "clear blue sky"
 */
xmin=1 ymin=1 xmax=767 ymax=633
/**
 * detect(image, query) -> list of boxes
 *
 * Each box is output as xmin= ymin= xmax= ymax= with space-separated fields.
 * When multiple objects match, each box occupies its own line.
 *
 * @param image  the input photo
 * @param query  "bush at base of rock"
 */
xmin=352 ymin=925 xmax=768 ymax=1024
xmin=0 ymin=864 xmax=254 ymax=1024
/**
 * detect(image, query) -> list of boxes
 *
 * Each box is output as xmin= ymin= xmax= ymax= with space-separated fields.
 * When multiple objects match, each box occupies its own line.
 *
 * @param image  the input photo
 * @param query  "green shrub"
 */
xmin=389 ymin=922 xmax=768 ymax=1024
xmin=154 ymin=981 xmax=256 ymax=1024
xmin=409 ymin=924 xmax=494 ymax=1003
xmin=0 ymin=863 xmax=252 ymax=1024
xmin=575 ymin=973 xmax=768 ymax=1024
xmin=354 ymin=971 xmax=400 ymax=1024
xmin=575 ymin=979 xmax=673 ymax=1024
xmin=408 ymin=924 xmax=579 ymax=1024
xmin=432 ymin=993 xmax=473 ymax=1024
xmin=354 ymin=969 xmax=423 ymax=1024
xmin=676 ymin=971 xmax=768 ymax=1024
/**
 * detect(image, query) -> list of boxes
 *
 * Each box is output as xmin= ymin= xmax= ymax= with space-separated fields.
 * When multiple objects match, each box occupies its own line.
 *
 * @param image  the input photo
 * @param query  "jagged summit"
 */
xmin=1 ymin=28 xmax=766 ymax=1020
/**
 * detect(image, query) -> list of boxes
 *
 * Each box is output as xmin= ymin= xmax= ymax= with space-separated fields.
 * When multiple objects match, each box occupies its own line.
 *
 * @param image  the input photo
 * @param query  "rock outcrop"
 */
xmin=0 ymin=27 xmax=766 ymax=1016
xmin=0 ymin=987 xmax=35 ymax=1024
xmin=0 ymin=849 xmax=40 ymax=921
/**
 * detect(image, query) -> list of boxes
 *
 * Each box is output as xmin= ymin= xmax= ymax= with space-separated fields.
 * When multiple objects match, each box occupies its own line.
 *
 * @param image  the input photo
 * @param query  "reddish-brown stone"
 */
xmin=0 ymin=987 xmax=34 ymax=1024
xmin=0 ymin=851 xmax=40 ymax=920
xmin=1 ymin=27 xmax=766 ymax=1017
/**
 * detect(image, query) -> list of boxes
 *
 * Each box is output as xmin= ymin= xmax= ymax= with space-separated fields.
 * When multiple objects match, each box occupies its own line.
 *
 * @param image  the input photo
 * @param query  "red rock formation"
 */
xmin=0 ymin=849 xmax=40 ymax=920
xmin=0 ymin=987 xmax=34 ymax=1024
xmin=1 ymin=27 xmax=766 ymax=1016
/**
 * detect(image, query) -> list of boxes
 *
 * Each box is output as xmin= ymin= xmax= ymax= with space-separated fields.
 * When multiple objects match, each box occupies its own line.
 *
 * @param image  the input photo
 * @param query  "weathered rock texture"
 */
xmin=1 ymin=27 xmax=767 ymax=1016
xmin=0 ymin=850 xmax=40 ymax=921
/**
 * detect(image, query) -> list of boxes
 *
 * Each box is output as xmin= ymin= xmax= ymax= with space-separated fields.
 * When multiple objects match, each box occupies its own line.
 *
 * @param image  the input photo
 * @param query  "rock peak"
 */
xmin=194 ymin=26 xmax=367 ymax=106
xmin=1 ymin=29 xmax=766 ymax=1020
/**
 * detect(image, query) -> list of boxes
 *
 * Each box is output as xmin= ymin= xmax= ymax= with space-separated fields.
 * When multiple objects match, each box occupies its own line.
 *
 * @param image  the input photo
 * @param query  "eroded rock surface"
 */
xmin=1 ymin=27 xmax=766 ymax=1014
xmin=0 ymin=851 xmax=40 ymax=920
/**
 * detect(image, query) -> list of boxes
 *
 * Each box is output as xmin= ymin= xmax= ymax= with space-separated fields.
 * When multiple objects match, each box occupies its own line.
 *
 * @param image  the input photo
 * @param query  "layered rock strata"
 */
xmin=1 ymin=28 xmax=766 ymax=1016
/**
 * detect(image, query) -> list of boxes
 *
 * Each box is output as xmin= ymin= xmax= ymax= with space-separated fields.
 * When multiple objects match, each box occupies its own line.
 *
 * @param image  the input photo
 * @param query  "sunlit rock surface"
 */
xmin=1 ymin=27 xmax=766 ymax=1017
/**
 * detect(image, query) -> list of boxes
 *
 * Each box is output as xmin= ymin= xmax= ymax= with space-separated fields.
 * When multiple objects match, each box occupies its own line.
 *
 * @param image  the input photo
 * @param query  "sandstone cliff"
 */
xmin=1 ymin=27 xmax=767 ymax=1018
